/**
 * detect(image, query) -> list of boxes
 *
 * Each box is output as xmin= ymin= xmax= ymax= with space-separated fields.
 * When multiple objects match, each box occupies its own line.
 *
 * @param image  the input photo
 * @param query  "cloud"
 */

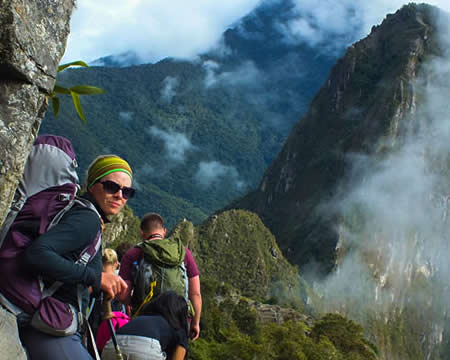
xmin=62 ymin=0 xmax=262 ymax=64
xmin=313 ymin=15 xmax=450 ymax=331
xmin=195 ymin=160 xmax=246 ymax=189
xmin=207 ymin=36 xmax=233 ymax=58
xmin=202 ymin=60 xmax=221 ymax=87
xmin=147 ymin=126 xmax=195 ymax=161
xmin=160 ymin=76 xmax=179 ymax=103
xmin=90 ymin=51 xmax=141 ymax=67
xmin=119 ymin=111 xmax=133 ymax=123
xmin=133 ymin=162 xmax=155 ymax=188
xmin=274 ymin=0 xmax=450 ymax=55
xmin=62 ymin=1 xmax=450 ymax=65
xmin=202 ymin=60 xmax=262 ymax=88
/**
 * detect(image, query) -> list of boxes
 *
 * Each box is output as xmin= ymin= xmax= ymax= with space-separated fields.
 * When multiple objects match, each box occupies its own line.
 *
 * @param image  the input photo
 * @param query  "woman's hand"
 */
xmin=100 ymin=272 xmax=128 ymax=299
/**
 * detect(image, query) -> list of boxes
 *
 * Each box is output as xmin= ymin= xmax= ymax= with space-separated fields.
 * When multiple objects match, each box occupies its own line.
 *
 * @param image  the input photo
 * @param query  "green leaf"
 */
xmin=58 ymin=60 xmax=89 ymax=72
xmin=70 ymin=85 xmax=106 ymax=95
xmin=53 ymin=84 xmax=71 ymax=95
xmin=70 ymin=91 xmax=86 ymax=124
xmin=51 ymin=96 xmax=60 ymax=117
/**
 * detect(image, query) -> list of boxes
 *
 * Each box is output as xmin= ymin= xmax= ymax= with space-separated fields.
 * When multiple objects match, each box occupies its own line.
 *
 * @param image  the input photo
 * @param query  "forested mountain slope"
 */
xmin=234 ymin=4 xmax=450 ymax=359
xmin=40 ymin=0 xmax=339 ymax=229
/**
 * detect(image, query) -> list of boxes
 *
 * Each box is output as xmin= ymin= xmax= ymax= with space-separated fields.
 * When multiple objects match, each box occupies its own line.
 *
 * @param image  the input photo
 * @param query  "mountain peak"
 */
xmin=234 ymin=2 xmax=444 ymax=274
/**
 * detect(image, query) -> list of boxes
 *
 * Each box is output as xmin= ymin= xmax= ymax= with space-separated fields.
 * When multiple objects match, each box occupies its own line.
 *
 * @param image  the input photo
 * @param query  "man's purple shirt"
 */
xmin=119 ymin=246 xmax=200 ymax=283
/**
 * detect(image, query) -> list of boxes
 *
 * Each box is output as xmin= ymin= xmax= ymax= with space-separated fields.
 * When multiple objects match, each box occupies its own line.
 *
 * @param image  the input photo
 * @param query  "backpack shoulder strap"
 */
xmin=42 ymin=197 xmax=102 ymax=298
xmin=73 ymin=196 xmax=102 ymax=220
xmin=73 ymin=197 xmax=103 ymax=264
xmin=133 ymin=256 xmax=153 ymax=288
xmin=0 ymin=191 xmax=26 ymax=250
xmin=180 ymin=261 xmax=189 ymax=299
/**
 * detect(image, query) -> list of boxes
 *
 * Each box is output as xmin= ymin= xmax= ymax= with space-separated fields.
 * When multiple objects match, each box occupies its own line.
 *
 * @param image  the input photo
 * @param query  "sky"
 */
xmin=63 ymin=0 xmax=450 ymax=65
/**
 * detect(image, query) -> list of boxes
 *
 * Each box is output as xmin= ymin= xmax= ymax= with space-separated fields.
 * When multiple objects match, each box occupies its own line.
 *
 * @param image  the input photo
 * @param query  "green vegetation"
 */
xmin=170 ymin=209 xmax=308 ymax=308
xmin=167 ymin=209 xmax=379 ymax=359
xmin=49 ymin=61 xmax=105 ymax=123
xmin=102 ymin=204 xmax=141 ymax=249
xmin=107 ymin=198 xmax=379 ymax=359
xmin=190 ymin=277 xmax=378 ymax=360
xmin=40 ymin=59 xmax=287 ymax=229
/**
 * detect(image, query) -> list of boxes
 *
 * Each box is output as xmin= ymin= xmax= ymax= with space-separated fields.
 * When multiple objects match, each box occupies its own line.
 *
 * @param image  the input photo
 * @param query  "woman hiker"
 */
xmin=101 ymin=291 xmax=189 ymax=360
xmin=19 ymin=155 xmax=134 ymax=359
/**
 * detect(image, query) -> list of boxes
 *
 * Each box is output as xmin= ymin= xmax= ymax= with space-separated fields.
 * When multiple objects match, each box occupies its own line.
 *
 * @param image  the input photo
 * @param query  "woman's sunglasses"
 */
xmin=100 ymin=180 xmax=135 ymax=199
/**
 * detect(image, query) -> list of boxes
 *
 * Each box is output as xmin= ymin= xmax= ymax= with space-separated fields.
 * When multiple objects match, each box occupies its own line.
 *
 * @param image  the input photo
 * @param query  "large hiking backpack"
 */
xmin=0 ymin=134 xmax=102 ymax=332
xmin=132 ymin=236 xmax=190 ymax=316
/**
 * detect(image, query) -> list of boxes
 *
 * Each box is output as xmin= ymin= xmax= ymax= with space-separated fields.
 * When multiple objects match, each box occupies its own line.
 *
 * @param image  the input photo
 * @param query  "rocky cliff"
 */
xmin=0 ymin=1 xmax=75 ymax=358
xmin=234 ymin=3 xmax=443 ymax=275
xmin=0 ymin=0 xmax=75 ymax=227
xmin=235 ymin=4 xmax=450 ymax=359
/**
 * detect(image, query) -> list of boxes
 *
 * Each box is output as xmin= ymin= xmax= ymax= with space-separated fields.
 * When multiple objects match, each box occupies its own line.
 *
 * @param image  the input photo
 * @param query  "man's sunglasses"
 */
xmin=99 ymin=180 xmax=135 ymax=199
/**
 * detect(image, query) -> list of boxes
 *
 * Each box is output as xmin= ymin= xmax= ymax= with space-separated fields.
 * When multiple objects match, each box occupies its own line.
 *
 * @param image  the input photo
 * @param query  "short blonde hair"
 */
xmin=102 ymin=248 xmax=118 ymax=265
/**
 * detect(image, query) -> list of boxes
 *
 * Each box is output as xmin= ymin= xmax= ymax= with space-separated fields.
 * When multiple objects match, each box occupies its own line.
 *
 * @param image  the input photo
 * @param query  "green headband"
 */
xmin=87 ymin=156 xmax=132 ymax=188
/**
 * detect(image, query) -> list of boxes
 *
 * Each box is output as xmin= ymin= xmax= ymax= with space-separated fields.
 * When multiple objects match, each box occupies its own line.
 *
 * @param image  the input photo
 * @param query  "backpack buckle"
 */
xmin=58 ymin=193 xmax=72 ymax=202
xmin=77 ymin=252 xmax=91 ymax=265
xmin=11 ymin=198 xmax=25 ymax=212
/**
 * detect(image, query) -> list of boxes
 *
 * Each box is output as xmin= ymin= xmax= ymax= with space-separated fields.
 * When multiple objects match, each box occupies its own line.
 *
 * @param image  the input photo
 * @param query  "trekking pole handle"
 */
xmin=103 ymin=296 xmax=124 ymax=360
xmin=107 ymin=317 xmax=123 ymax=360
xmin=104 ymin=297 xmax=114 ymax=320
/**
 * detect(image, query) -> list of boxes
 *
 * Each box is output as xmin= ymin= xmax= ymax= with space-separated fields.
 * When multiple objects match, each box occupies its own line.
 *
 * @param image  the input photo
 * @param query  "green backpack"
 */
xmin=132 ymin=236 xmax=192 ymax=317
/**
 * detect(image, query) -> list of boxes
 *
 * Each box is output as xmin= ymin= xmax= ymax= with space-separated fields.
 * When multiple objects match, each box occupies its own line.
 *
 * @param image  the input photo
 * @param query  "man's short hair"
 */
xmin=140 ymin=212 xmax=165 ymax=232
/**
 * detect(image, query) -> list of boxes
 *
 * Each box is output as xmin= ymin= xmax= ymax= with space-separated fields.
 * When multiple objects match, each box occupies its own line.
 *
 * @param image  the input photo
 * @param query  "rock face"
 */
xmin=0 ymin=1 xmax=75 ymax=357
xmin=0 ymin=308 xmax=27 ymax=360
xmin=253 ymin=302 xmax=310 ymax=325
xmin=234 ymin=4 xmax=441 ymax=275
xmin=0 ymin=0 xmax=75 ymax=227
xmin=235 ymin=4 xmax=450 ymax=359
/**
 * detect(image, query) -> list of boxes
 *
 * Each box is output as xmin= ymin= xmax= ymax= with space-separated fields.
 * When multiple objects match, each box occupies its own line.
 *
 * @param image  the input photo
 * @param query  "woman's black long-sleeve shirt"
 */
xmin=24 ymin=194 xmax=106 ymax=310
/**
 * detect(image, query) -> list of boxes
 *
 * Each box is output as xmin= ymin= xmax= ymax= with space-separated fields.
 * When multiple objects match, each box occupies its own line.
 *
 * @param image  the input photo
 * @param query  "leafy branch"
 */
xmin=50 ymin=61 xmax=105 ymax=123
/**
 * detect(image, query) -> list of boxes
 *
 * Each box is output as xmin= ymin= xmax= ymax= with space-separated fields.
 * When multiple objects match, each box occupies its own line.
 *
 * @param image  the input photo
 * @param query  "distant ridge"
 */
xmin=90 ymin=51 xmax=145 ymax=67
xmin=40 ymin=0 xmax=339 ymax=228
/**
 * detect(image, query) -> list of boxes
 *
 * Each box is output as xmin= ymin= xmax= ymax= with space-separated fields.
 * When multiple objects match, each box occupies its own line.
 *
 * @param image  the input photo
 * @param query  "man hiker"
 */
xmin=16 ymin=154 xmax=133 ymax=359
xmin=118 ymin=213 xmax=202 ymax=340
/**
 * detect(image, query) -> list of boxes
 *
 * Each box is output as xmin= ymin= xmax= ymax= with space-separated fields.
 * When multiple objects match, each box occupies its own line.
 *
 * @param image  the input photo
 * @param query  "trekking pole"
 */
xmin=104 ymin=298 xmax=124 ymax=360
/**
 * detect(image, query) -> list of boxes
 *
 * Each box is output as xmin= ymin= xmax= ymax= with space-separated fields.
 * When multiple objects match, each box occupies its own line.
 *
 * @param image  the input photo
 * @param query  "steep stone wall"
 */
xmin=235 ymin=4 xmax=439 ymax=275
xmin=0 ymin=308 xmax=27 ymax=359
xmin=0 ymin=1 xmax=75 ymax=357
xmin=0 ymin=0 xmax=75 ymax=226
xmin=234 ymin=4 xmax=448 ymax=359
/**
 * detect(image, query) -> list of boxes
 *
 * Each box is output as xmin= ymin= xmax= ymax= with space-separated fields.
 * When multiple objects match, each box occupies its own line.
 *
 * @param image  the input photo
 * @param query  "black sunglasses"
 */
xmin=99 ymin=180 xmax=135 ymax=199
